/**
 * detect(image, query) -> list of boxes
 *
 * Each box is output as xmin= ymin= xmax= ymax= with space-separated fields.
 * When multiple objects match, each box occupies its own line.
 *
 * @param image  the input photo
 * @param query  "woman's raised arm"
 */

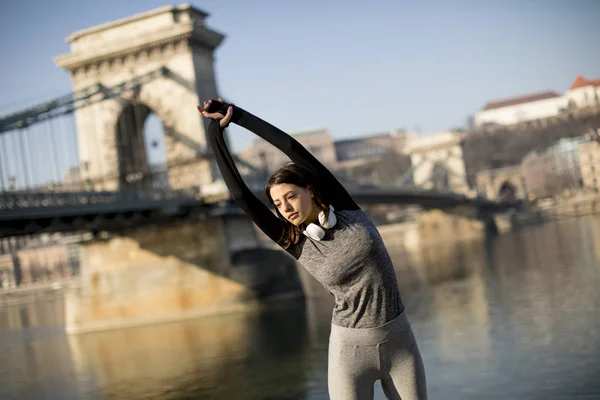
xmin=205 ymin=100 xmax=360 ymax=212
xmin=199 ymin=102 xmax=290 ymax=252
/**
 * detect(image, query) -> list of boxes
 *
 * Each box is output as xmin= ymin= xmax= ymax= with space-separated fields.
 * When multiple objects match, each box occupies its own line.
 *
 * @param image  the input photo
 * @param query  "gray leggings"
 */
xmin=328 ymin=310 xmax=427 ymax=400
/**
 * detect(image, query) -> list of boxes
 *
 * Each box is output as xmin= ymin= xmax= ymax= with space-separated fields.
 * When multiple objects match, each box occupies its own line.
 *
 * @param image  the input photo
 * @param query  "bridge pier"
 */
xmin=65 ymin=212 xmax=304 ymax=334
xmin=481 ymin=214 xmax=500 ymax=237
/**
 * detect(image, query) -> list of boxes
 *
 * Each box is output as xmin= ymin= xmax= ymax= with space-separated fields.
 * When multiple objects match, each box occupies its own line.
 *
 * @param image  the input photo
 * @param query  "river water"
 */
xmin=1 ymin=216 xmax=600 ymax=399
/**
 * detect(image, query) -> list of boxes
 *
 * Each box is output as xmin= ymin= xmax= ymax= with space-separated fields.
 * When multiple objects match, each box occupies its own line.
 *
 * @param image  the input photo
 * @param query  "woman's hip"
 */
xmin=329 ymin=309 xmax=416 ymax=347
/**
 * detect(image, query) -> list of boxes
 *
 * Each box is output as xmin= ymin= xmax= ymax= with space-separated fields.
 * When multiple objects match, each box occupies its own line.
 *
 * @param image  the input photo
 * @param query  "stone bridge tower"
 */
xmin=54 ymin=4 xmax=224 ymax=191
xmin=404 ymin=131 xmax=471 ymax=195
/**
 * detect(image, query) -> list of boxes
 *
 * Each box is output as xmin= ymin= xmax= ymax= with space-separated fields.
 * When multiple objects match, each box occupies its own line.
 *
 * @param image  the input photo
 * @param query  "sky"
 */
xmin=0 ymin=0 xmax=598 ymax=188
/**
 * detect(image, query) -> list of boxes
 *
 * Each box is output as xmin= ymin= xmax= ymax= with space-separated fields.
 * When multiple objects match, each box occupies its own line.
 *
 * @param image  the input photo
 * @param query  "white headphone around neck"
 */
xmin=302 ymin=205 xmax=337 ymax=241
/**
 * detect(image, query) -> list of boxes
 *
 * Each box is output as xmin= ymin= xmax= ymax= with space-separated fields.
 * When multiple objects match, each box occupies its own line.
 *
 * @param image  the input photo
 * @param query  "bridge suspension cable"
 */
xmin=0 ymin=135 xmax=5 ymax=190
xmin=0 ymin=67 xmax=168 ymax=134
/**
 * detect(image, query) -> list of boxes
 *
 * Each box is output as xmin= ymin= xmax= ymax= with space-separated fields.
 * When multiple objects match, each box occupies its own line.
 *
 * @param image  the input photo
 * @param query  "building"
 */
xmin=521 ymin=135 xmax=589 ymax=198
xmin=475 ymin=164 xmax=527 ymax=201
xmin=402 ymin=131 xmax=471 ymax=194
xmin=0 ymin=254 xmax=17 ymax=289
xmin=333 ymin=130 xmax=413 ymax=187
xmin=237 ymin=128 xmax=415 ymax=188
xmin=60 ymin=166 xmax=83 ymax=191
xmin=335 ymin=129 xmax=410 ymax=163
xmin=475 ymin=91 xmax=565 ymax=127
xmin=521 ymin=150 xmax=553 ymax=199
xmin=578 ymin=129 xmax=600 ymax=192
xmin=567 ymin=76 xmax=600 ymax=109
xmin=0 ymin=234 xmax=81 ymax=287
xmin=473 ymin=75 xmax=600 ymax=127
xmin=238 ymin=128 xmax=337 ymax=176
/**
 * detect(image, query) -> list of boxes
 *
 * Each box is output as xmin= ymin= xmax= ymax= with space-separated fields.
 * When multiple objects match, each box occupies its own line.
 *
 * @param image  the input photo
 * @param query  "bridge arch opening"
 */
xmin=144 ymin=113 xmax=168 ymax=188
xmin=115 ymin=102 xmax=168 ymax=189
xmin=498 ymin=180 xmax=517 ymax=203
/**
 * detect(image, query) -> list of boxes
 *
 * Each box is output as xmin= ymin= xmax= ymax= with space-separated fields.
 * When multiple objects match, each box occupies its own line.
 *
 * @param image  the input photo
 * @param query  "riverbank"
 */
xmin=0 ymin=279 xmax=75 ymax=307
xmin=541 ymin=193 xmax=600 ymax=218
xmin=494 ymin=193 xmax=600 ymax=232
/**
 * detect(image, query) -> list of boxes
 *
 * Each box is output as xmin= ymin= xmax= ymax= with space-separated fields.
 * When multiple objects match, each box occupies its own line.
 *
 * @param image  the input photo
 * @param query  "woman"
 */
xmin=197 ymin=99 xmax=427 ymax=400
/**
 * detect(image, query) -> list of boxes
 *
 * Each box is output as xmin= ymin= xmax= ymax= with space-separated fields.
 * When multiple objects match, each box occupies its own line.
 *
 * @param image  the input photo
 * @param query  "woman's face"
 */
xmin=269 ymin=183 xmax=318 ymax=226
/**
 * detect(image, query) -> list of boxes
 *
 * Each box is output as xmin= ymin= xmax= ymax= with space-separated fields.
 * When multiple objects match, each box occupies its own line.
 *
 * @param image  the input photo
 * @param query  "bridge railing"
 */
xmin=0 ymin=186 xmax=203 ymax=215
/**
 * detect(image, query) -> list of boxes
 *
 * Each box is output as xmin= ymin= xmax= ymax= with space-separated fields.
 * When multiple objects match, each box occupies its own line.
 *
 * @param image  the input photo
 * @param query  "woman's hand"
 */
xmin=197 ymin=98 xmax=233 ymax=128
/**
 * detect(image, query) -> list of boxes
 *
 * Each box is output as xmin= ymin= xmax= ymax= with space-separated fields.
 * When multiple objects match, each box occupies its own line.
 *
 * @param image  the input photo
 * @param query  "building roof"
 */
xmin=286 ymin=128 xmax=329 ymax=137
xmin=248 ymin=127 xmax=329 ymax=146
xmin=569 ymin=75 xmax=600 ymax=90
xmin=334 ymin=132 xmax=392 ymax=146
xmin=481 ymin=91 xmax=561 ymax=111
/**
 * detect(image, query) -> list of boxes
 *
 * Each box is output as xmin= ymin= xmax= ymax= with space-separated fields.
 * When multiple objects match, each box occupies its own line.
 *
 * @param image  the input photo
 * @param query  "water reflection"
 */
xmin=404 ymin=216 xmax=600 ymax=399
xmin=0 ymin=296 xmax=65 ymax=331
xmin=64 ymin=299 xmax=317 ymax=400
xmin=0 ymin=298 xmax=79 ymax=400
xmin=0 ymin=216 xmax=599 ymax=399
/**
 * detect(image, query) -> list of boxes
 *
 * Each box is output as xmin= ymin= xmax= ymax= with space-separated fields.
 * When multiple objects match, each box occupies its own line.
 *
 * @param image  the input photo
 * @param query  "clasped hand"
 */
xmin=197 ymin=98 xmax=233 ymax=128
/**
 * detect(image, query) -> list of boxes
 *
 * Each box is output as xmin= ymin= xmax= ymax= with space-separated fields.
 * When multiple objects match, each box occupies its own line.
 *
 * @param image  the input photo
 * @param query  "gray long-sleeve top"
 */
xmin=205 ymin=102 xmax=404 ymax=328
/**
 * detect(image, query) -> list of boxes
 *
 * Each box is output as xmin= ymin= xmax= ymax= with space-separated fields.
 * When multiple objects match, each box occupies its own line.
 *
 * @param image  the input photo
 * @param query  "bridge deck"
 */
xmin=0 ymin=187 xmax=514 ymax=238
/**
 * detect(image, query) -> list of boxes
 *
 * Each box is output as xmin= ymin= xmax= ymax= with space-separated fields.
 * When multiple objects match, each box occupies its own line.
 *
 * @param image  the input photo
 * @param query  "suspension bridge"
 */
xmin=0 ymin=87 xmax=511 ymax=237
xmin=0 ymin=68 xmax=513 ymax=240
xmin=0 ymin=64 xmax=512 ymax=239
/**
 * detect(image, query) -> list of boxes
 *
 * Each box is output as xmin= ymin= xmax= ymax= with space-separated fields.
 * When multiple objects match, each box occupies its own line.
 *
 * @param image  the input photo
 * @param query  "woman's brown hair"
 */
xmin=265 ymin=163 xmax=329 ymax=249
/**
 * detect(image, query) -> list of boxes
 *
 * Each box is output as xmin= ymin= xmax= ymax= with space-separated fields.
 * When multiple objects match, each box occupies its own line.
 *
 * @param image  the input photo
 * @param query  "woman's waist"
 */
xmin=330 ymin=306 xmax=410 ymax=345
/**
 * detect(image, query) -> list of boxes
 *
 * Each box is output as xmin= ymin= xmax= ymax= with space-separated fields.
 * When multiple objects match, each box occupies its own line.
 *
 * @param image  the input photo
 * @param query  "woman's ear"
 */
xmin=307 ymin=186 xmax=315 ymax=199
